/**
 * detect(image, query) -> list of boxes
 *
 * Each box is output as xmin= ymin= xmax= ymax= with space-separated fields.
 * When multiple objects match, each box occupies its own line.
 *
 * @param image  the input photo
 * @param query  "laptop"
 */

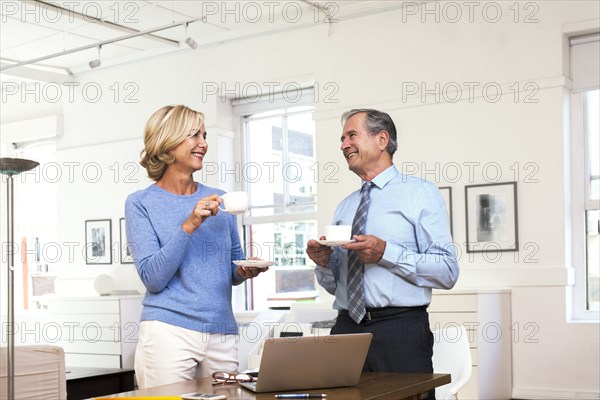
xmin=240 ymin=333 xmax=372 ymax=393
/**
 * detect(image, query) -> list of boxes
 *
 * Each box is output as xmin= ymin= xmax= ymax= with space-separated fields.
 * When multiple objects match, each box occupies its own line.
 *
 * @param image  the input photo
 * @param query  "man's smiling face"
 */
xmin=340 ymin=112 xmax=388 ymax=179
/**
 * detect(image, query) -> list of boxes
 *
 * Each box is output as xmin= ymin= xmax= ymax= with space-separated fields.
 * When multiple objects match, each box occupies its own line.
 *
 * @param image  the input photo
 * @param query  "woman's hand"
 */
xmin=181 ymin=194 xmax=222 ymax=234
xmin=236 ymin=256 xmax=269 ymax=280
xmin=236 ymin=265 xmax=269 ymax=279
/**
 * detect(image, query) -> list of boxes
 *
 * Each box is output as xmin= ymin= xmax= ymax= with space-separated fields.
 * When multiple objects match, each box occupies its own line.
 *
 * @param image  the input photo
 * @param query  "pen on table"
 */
xmin=274 ymin=395 xmax=327 ymax=399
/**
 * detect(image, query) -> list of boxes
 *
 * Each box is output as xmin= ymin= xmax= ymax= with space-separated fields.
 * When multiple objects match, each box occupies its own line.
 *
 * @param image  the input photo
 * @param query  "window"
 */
xmin=9 ymin=141 xmax=58 ymax=311
xmin=569 ymin=33 xmax=600 ymax=319
xmin=584 ymin=90 xmax=599 ymax=311
xmin=241 ymin=105 xmax=318 ymax=310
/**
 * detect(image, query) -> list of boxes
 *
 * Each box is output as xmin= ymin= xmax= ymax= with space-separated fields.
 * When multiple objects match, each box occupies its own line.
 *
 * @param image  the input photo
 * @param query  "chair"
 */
xmin=0 ymin=345 xmax=66 ymax=400
xmin=432 ymin=325 xmax=472 ymax=400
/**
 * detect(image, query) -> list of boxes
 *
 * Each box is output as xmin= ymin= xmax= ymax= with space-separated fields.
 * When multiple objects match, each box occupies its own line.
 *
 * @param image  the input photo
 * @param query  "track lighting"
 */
xmin=89 ymin=45 xmax=102 ymax=69
xmin=185 ymin=37 xmax=198 ymax=49
xmin=184 ymin=23 xmax=198 ymax=50
xmin=2 ymin=17 xmax=206 ymax=72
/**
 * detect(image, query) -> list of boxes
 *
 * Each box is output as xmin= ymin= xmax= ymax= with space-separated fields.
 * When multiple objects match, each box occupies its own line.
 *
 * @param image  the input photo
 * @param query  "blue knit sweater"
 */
xmin=125 ymin=183 xmax=245 ymax=335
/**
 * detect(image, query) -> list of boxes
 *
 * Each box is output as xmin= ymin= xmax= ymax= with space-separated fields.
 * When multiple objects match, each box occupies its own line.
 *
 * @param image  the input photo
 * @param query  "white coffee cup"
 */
xmin=219 ymin=191 xmax=249 ymax=215
xmin=325 ymin=225 xmax=352 ymax=241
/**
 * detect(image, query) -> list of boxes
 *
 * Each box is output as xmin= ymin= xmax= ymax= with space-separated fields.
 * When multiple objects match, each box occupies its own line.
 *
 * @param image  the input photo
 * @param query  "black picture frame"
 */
xmin=120 ymin=218 xmax=134 ymax=264
xmin=438 ymin=186 xmax=453 ymax=236
xmin=465 ymin=182 xmax=518 ymax=253
xmin=85 ymin=219 xmax=112 ymax=264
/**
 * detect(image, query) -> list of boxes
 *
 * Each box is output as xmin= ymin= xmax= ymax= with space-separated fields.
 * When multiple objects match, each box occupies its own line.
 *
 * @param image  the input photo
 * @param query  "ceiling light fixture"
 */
xmin=1 ymin=17 xmax=206 ymax=72
xmin=184 ymin=23 xmax=198 ymax=50
xmin=89 ymin=45 xmax=102 ymax=69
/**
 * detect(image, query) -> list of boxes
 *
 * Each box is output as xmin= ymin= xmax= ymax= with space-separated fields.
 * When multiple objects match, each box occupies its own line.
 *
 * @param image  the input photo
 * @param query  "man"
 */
xmin=306 ymin=109 xmax=459 ymax=397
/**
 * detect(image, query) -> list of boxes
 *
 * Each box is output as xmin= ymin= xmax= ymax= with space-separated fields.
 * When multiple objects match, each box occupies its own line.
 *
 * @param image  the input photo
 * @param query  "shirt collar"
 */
xmin=365 ymin=164 xmax=398 ymax=190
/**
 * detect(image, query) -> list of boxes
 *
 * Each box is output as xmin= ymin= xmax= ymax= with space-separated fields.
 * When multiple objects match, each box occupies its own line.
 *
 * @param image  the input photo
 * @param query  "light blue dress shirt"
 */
xmin=315 ymin=165 xmax=459 ymax=310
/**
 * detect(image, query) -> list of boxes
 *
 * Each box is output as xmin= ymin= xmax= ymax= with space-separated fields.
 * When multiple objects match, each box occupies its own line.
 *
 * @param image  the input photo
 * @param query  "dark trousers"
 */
xmin=331 ymin=307 xmax=436 ymax=400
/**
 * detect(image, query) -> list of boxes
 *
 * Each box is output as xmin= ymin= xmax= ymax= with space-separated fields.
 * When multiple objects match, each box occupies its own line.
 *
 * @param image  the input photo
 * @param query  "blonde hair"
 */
xmin=140 ymin=105 xmax=205 ymax=181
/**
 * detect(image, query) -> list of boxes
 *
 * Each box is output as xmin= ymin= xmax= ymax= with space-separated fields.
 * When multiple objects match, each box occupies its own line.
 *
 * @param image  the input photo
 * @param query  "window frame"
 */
xmin=240 ymin=106 xmax=319 ymax=310
xmin=241 ymin=107 xmax=318 ymax=226
xmin=569 ymin=89 xmax=600 ymax=321
xmin=8 ymin=140 xmax=58 ymax=312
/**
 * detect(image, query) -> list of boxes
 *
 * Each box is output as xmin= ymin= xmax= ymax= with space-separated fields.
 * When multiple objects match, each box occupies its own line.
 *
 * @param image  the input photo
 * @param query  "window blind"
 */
xmin=231 ymin=85 xmax=315 ymax=116
xmin=570 ymin=33 xmax=600 ymax=91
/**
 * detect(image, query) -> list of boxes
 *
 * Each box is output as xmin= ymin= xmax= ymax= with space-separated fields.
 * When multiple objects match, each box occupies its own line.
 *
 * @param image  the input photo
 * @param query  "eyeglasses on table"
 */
xmin=211 ymin=371 xmax=257 ymax=386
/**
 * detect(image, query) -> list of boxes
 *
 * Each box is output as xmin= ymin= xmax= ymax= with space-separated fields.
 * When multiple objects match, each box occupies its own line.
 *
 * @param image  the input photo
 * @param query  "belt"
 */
xmin=338 ymin=305 xmax=427 ymax=321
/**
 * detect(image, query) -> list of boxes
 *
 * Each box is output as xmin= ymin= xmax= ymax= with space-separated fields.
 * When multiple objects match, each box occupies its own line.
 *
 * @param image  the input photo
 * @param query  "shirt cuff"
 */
xmin=315 ymin=264 xmax=334 ymax=276
xmin=380 ymin=241 xmax=402 ymax=269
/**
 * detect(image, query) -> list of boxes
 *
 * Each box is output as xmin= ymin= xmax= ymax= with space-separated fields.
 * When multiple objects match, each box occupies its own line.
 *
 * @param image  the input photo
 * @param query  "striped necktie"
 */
xmin=347 ymin=181 xmax=373 ymax=323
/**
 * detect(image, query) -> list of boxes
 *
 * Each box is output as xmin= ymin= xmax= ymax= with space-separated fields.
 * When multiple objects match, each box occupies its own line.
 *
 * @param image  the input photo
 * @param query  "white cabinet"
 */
xmin=47 ymin=295 xmax=143 ymax=369
xmin=429 ymin=289 xmax=512 ymax=400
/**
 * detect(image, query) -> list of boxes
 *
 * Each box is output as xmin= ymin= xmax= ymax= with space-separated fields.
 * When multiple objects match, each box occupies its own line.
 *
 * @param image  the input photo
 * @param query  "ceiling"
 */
xmin=0 ymin=0 xmax=408 ymax=81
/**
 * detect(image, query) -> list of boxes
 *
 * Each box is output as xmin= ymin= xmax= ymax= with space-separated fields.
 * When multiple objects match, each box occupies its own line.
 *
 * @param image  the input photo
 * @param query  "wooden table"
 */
xmin=98 ymin=372 xmax=450 ymax=400
xmin=66 ymin=367 xmax=135 ymax=400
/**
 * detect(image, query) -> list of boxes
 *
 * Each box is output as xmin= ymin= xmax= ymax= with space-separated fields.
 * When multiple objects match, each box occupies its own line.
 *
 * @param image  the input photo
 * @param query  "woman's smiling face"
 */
xmin=170 ymin=123 xmax=208 ymax=173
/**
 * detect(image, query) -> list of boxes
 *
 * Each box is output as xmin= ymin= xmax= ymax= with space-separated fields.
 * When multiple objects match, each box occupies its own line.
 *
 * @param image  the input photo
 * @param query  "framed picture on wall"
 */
xmin=465 ymin=182 xmax=518 ymax=253
xmin=85 ymin=219 xmax=112 ymax=264
xmin=119 ymin=218 xmax=134 ymax=264
xmin=438 ymin=186 xmax=453 ymax=236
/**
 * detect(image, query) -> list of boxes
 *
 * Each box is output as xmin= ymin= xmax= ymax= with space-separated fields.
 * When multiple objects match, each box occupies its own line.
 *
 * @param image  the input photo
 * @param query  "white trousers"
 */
xmin=135 ymin=320 xmax=239 ymax=389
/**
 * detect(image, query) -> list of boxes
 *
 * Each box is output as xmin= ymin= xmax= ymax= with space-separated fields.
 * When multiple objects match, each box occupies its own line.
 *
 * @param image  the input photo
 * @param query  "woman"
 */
xmin=125 ymin=105 xmax=266 ymax=388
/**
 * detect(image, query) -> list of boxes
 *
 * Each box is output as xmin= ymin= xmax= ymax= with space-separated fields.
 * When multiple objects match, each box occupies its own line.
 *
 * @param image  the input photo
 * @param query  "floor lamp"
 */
xmin=0 ymin=158 xmax=39 ymax=400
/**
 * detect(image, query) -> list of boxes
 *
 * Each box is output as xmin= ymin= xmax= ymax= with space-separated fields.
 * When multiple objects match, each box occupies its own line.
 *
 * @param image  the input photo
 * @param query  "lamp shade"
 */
xmin=0 ymin=158 xmax=39 ymax=175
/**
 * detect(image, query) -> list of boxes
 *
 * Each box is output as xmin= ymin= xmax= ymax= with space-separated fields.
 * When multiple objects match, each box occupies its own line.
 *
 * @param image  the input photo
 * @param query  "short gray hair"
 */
xmin=341 ymin=109 xmax=397 ymax=155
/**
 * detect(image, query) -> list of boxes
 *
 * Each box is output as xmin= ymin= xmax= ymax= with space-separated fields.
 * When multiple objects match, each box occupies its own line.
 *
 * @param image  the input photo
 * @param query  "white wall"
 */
xmin=1 ymin=2 xmax=599 ymax=398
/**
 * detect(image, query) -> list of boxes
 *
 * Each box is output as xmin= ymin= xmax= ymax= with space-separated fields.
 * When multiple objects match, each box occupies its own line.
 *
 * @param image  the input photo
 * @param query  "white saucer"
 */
xmin=233 ymin=260 xmax=275 ymax=268
xmin=316 ymin=240 xmax=355 ymax=247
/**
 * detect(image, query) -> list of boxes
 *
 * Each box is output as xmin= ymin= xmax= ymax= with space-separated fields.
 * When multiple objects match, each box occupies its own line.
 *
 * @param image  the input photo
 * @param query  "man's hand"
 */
xmin=343 ymin=234 xmax=386 ymax=264
xmin=306 ymin=236 xmax=333 ymax=267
